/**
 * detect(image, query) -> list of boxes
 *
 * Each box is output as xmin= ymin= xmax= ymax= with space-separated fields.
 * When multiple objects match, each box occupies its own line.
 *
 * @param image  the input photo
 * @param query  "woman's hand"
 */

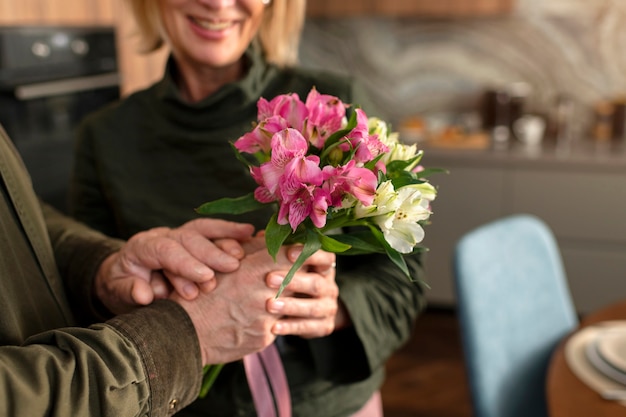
xmin=266 ymin=247 xmax=352 ymax=338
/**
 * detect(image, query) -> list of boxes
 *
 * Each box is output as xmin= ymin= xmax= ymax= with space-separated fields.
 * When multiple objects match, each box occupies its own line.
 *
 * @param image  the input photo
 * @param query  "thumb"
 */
xmin=130 ymin=279 xmax=156 ymax=306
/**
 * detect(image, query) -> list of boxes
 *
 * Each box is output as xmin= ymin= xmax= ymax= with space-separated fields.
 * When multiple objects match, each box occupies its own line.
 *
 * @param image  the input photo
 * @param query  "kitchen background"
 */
xmin=2 ymin=0 xmax=626 ymax=313
xmin=4 ymin=0 xmax=624 ymax=133
xmin=301 ymin=0 xmax=626 ymax=141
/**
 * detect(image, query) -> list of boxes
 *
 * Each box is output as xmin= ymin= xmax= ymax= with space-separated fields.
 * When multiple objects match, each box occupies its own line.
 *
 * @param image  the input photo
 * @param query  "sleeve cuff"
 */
xmin=107 ymin=300 xmax=202 ymax=416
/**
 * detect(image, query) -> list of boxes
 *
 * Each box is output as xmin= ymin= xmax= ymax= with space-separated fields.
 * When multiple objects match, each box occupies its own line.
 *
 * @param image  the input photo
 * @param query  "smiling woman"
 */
xmin=68 ymin=0 xmax=428 ymax=416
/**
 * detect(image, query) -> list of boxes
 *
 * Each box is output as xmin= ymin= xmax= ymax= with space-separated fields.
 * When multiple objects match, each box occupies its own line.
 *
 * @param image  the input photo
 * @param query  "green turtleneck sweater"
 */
xmin=70 ymin=47 xmax=427 ymax=417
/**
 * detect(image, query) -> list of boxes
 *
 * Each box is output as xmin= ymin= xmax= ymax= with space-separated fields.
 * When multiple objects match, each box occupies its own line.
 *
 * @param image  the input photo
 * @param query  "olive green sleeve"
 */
xmin=0 ymin=300 xmax=202 ymax=417
xmin=42 ymin=202 xmax=124 ymax=323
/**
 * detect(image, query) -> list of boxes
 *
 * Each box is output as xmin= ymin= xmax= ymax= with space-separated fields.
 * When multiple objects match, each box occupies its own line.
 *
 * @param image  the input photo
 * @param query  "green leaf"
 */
xmin=328 ymin=232 xmax=386 ymax=255
xmin=367 ymin=225 xmax=411 ymax=279
xmin=320 ymin=214 xmax=349 ymax=231
xmin=317 ymin=232 xmax=352 ymax=253
xmin=385 ymin=152 xmax=423 ymax=173
xmin=265 ymin=214 xmax=293 ymax=260
xmin=229 ymin=141 xmax=253 ymax=166
xmin=276 ymin=229 xmax=322 ymax=297
xmin=322 ymin=109 xmax=358 ymax=151
xmin=389 ymin=171 xmax=426 ymax=189
xmin=364 ymin=153 xmax=385 ymax=171
xmin=195 ymin=193 xmax=266 ymax=216
xmin=416 ymin=167 xmax=449 ymax=178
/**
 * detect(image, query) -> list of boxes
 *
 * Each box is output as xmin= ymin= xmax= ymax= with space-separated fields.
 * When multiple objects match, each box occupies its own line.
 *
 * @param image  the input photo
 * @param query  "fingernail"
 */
xmin=194 ymin=265 xmax=212 ymax=277
xmin=199 ymin=279 xmax=216 ymax=293
xmin=269 ymin=300 xmax=285 ymax=313
xmin=183 ymin=283 xmax=197 ymax=298
xmin=269 ymin=274 xmax=284 ymax=288
xmin=273 ymin=323 xmax=283 ymax=334
xmin=152 ymin=283 xmax=168 ymax=298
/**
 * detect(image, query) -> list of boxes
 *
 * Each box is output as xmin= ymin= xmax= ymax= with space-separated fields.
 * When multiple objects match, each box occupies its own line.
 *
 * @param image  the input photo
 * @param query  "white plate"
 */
xmin=565 ymin=322 xmax=626 ymax=404
xmin=586 ymin=337 xmax=626 ymax=385
xmin=596 ymin=324 xmax=626 ymax=374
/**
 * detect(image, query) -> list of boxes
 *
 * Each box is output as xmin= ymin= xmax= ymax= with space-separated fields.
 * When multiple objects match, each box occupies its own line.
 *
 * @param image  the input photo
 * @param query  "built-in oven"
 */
xmin=0 ymin=25 xmax=120 ymax=213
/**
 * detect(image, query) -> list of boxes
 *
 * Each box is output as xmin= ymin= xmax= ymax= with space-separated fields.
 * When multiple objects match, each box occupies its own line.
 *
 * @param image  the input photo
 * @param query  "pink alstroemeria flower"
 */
xmin=257 ymin=93 xmax=308 ymax=132
xmin=250 ymin=128 xmax=327 ymax=231
xmin=278 ymin=185 xmax=330 ymax=230
xmin=322 ymin=160 xmax=377 ymax=208
xmin=342 ymin=109 xmax=389 ymax=163
xmin=248 ymin=128 xmax=310 ymax=201
xmin=275 ymin=148 xmax=325 ymax=230
xmin=304 ymin=87 xmax=347 ymax=148
xmin=235 ymin=115 xmax=291 ymax=155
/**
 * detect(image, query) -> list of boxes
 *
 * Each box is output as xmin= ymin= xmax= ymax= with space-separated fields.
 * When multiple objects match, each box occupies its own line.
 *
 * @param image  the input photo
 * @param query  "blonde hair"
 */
xmin=126 ymin=0 xmax=306 ymax=67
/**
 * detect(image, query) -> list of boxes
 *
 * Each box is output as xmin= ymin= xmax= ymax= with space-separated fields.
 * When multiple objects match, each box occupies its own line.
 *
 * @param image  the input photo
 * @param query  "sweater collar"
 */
xmin=153 ymin=44 xmax=274 ymax=128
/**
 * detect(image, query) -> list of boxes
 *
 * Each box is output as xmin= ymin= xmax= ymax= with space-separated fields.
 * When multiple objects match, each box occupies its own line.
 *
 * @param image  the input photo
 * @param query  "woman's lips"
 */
xmin=189 ymin=16 xmax=236 ymax=31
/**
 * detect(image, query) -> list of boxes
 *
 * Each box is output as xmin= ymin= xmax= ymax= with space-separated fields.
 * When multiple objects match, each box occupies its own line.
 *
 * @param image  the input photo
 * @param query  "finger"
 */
xmin=287 ymin=246 xmax=336 ymax=268
xmin=170 ymin=230 xmax=242 ymax=273
xmin=271 ymin=317 xmax=335 ymax=338
xmin=131 ymin=279 xmax=155 ymax=306
xmin=213 ymin=238 xmax=246 ymax=259
xmin=149 ymin=271 xmax=171 ymax=299
xmin=181 ymin=218 xmax=255 ymax=240
xmin=267 ymin=296 xmax=337 ymax=319
xmin=267 ymin=271 xmax=338 ymax=299
xmin=123 ymin=234 xmax=216 ymax=283
xmin=315 ymin=261 xmax=337 ymax=276
xmin=163 ymin=270 xmax=202 ymax=300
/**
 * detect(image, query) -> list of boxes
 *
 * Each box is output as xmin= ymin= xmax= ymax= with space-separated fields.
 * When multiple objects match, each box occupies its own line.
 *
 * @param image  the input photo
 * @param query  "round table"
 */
xmin=547 ymin=300 xmax=626 ymax=417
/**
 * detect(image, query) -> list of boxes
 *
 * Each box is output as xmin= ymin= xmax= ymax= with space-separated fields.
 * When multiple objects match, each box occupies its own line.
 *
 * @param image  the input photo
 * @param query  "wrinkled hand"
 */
xmin=267 ymin=247 xmax=351 ymax=338
xmin=173 ymin=245 xmax=297 ymax=365
xmin=95 ymin=219 xmax=254 ymax=314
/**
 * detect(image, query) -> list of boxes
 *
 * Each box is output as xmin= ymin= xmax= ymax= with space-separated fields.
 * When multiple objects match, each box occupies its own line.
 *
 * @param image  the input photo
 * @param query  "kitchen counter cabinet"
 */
xmin=422 ymin=142 xmax=626 ymax=314
xmin=0 ymin=0 xmax=167 ymax=97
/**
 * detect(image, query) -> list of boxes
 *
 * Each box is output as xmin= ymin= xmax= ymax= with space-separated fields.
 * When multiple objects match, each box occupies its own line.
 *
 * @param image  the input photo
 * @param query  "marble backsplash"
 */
xmin=299 ymin=0 xmax=626 ymax=140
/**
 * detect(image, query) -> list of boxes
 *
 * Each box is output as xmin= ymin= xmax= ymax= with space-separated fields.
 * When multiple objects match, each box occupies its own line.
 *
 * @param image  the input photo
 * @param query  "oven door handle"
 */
xmin=14 ymin=72 xmax=120 ymax=100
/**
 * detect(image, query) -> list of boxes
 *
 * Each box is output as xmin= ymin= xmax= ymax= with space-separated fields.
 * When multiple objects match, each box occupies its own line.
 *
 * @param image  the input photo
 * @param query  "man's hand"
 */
xmin=95 ymin=219 xmax=254 ymax=314
xmin=173 ymin=245 xmax=297 ymax=365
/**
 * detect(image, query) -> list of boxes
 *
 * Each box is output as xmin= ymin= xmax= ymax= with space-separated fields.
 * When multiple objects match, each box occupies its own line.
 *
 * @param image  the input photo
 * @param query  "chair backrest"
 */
xmin=453 ymin=214 xmax=578 ymax=417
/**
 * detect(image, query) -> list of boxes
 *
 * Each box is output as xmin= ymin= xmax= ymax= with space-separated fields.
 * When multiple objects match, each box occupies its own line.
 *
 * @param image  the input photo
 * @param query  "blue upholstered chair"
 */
xmin=453 ymin=214 xmax=578 ymax=417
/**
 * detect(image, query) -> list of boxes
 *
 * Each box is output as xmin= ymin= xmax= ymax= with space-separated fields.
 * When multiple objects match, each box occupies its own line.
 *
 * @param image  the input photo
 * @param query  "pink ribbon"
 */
xmin=243 ymin=343 xmax=291 ymax=417
xmin=243 ymin=343 xmax=383 ymax=417
xmin=350 ymin=391 xmax=383 ymax=417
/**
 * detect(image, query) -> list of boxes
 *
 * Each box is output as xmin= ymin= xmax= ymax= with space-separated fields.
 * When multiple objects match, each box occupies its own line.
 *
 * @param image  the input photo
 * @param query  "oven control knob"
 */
xmin=31 ymin=41 xmax=51 ymax=58
xmin=71 ymin=38 xmax=89 ymax=56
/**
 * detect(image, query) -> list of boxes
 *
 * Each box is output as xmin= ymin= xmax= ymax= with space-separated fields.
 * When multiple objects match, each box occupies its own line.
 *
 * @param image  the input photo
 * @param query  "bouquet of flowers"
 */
xmin=196 ymin=87 xmax=440 ymax=297
xmin=195 ymin=87 xmax=442 ymax=398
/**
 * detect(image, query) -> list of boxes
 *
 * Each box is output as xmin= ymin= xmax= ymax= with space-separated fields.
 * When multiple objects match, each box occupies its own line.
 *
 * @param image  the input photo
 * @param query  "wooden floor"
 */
xmin=380 ymin=307 xmax=473 ymax=417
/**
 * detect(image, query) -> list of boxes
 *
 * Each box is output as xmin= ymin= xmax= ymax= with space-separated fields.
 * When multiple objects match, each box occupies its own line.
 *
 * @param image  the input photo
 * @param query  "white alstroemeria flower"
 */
xmin=381 ymin=137 xmax=420 ymax=169
xmin=411 ymin=182 xmax=437 ymax=202
xmin=368 ymin=117 xmax=422 ymax=169
xmin=354 ymin=180 xmax=398 ymax=219
xmin=374 ymin=185 xmax=433 ymax=253
xmin=389 ymin=140 xmax=419 ymax=166
xmin=368 ymin=117 xmax=391 ymax=143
